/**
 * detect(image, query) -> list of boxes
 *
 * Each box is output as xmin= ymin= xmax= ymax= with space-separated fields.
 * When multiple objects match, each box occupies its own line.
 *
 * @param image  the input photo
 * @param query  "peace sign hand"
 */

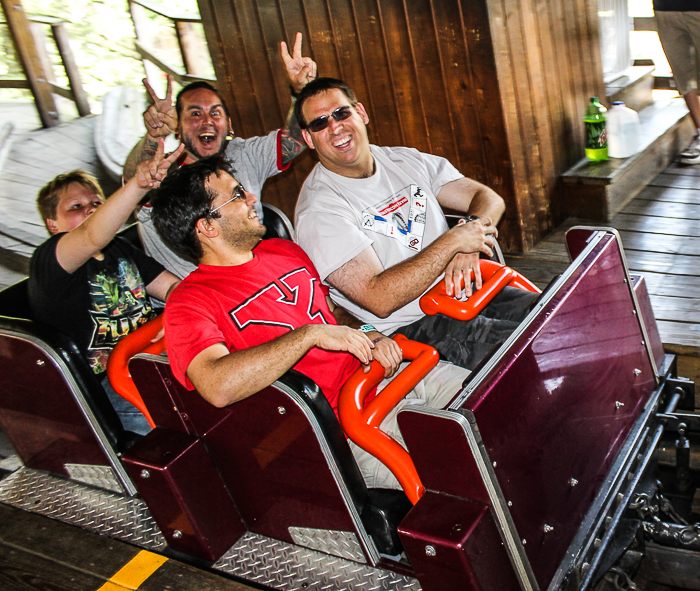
xmin=280 ymin=32 xmax=317 ymax=94
xmin=143 ymin=75 xmax=178 ymax=139
xmin=136 ymin=140 xmax=185 ymax=189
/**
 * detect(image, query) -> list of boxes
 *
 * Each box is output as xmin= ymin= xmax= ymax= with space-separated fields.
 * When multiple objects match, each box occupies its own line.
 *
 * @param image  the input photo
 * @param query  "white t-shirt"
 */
xmin=295 ymin=145 xmax=463 ymax=334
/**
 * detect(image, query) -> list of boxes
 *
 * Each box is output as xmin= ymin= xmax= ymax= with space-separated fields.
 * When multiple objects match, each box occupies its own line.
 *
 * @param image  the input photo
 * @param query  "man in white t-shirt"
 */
xmin=294 ymin=78 xmax=537 ymax=370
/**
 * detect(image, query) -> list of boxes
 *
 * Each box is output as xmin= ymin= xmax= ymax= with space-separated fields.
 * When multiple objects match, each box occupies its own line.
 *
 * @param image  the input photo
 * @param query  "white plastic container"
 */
xmin=607 ymin=101 xmax=641 ymax=158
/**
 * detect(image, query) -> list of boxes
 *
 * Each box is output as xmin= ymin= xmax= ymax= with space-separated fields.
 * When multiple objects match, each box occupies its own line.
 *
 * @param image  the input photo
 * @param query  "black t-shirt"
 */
xmin=654 ymin=1 xmax=700 ymax=10
xmin=29 ymin=234 xmax=165 ymax=376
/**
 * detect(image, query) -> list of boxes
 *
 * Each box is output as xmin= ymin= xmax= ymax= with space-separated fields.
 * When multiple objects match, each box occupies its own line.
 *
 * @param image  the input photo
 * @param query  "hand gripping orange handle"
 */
xmin=420 ymin=259 xmax=541 ymax=321
xmin=106 ymin=315 xmax=166 ymax=429
xmin=338 ymin=334 xmax=439 ymax=504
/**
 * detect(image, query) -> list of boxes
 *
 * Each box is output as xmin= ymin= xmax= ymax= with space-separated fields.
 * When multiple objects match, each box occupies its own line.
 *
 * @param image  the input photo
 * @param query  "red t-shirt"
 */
xmin=165 ymin=239 xmax=362 ymax=411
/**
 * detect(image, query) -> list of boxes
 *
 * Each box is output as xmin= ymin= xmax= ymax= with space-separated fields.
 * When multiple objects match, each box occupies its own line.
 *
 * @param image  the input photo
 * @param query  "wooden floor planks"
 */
xmin=0 ymin=503 xmax=256 ymax=591
xmin=505 ymin=159 xmax=700 ymax=366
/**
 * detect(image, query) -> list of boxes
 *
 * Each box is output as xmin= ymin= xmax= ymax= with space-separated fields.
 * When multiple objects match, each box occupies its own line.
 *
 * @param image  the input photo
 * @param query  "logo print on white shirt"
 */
xmin=362 ymin=185 xmax=427 ymax=251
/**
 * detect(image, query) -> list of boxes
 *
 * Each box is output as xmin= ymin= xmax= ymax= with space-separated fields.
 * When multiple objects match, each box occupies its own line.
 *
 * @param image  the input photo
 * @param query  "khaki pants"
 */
xmin=656 ymin=11 xmax=700 ymax=95
xmin=348 ymin=360 xmax=470 ymax=490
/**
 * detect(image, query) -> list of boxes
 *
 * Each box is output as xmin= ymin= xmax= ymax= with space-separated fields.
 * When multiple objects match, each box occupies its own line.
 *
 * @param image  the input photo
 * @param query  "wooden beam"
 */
xmin=634 ymin=16 xmax=657 ymax=32
xmin=175 ymin=20 xmax=209 ymax=77
xmin=49 ymin=20 xmax=90 ymax=116
xmin=0 ymin=79 xmax=30 ymax=88
xmin=131 ymin=0 xmax=200 ymax=23
xmin=1 ymin=0 xmax=60 ymax=127
xmin=134 ymin=40 xmax=214 ymax=85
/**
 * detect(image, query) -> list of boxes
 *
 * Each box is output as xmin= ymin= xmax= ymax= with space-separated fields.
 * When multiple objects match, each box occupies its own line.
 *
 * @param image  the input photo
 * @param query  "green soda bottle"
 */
xmin=584 ymin=97 xmax=608 ymax=161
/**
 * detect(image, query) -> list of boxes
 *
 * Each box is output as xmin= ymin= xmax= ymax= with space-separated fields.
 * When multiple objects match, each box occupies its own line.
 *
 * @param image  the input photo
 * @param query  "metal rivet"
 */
xmin=544 ymin=524 xmax=554 ymax=533
xmin=569 ymin=478 xmax=578 ymax=487
xmin=615 ymin=401 xmax=624 ymax=410
xmin=634 ymin=368 xmax=641 ymax=376
xmin=508 ymin=501 xmax=512 ymax=507
xmin=278 ymin=406 xmax=286 ymax=415
xmin=453 ymin=524 xmax=463 ymax=532
xmin=581 ymin=562 xmax=589 ymax=572
xmin=616 ymin=493 xmax=624 ymax=503
xmin=492 ymin=461 xmax=497 ymax=468
xmin=594 ymin=537 xmax=601 ymax=548
xmin=140 ymin=469 xmax=150 ymax=479
xmin=172 ymin=530 xmax=182 ymax=539
xmin=632 ymin=310 xmax=637 ymax=315
xmin=522 ymin=539 xmax=527 ymax=545
xmin=36 ymin=359 xmax=44 ymax=366
xmin=181 ymin=413 xmax=189 ymax=421
xmin=425 ymin=545 xmax=436 ymax=556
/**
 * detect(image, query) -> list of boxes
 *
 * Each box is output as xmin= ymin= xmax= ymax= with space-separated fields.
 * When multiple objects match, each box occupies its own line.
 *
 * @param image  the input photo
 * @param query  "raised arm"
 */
xmin=56 ymin=141 xmax=184 ymax=273
xmin=123 ymin=76 xmax=178 ymax=180
xmin=186 ymin=323 xmax=374 ymax=407
xmin=437 ymin=177 xmax=506 ymax=296
xmin=326 ymin=218 xmax=497 ymax=318
xmin=279 ymin=32 xmax=317 ymax=166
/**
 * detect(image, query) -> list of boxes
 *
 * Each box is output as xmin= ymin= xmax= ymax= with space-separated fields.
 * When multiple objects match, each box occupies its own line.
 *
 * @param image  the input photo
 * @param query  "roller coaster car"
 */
xmin=0 ymin=226 xmax=698 ymax=591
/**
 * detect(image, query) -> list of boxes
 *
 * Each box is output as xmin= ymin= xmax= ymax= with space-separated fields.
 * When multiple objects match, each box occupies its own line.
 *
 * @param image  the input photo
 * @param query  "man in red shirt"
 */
xmin=150 ymin=156 xmax=470 ymax=489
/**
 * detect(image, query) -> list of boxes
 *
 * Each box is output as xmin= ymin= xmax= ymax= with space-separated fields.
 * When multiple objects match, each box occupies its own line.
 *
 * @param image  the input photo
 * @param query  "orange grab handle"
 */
xmin=106 ymin=314 xmax=166 ymax=429
xmin=419 ymin=259 xmax=541 ymax=321
xmin=338 ymin=334 xmax=440 ymax=504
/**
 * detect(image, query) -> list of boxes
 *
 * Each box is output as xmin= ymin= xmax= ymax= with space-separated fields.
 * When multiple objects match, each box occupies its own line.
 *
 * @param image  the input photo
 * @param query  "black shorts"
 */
xmin=392 ymin=286 xmax=539 ymax=370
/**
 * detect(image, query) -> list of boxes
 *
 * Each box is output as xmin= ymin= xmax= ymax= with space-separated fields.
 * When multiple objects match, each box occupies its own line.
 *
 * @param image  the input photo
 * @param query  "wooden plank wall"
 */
xmin=196 ymin=0 xmax=605 ymax=253
xmin=485 ymin=0 xmax=606 ymax=251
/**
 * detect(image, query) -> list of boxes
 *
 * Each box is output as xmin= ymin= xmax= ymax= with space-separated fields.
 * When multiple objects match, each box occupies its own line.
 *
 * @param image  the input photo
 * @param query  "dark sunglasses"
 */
xmin=307 ymin=106 xmax=354 ymax=133
xmin=209 ymin=184 xmax=246 ymax=216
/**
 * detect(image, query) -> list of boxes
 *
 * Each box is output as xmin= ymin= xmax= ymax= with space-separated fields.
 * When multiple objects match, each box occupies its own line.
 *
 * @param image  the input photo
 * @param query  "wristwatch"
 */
xmin=358 ymin=324 xmax=377 ymax=333
xmin=462 ymin=215 xmax=480 ymax=223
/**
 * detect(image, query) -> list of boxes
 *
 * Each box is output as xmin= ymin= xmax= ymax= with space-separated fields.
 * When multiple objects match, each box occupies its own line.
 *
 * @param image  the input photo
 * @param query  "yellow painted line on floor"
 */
xmin=97 ymin=550 xmax=168 ymax=591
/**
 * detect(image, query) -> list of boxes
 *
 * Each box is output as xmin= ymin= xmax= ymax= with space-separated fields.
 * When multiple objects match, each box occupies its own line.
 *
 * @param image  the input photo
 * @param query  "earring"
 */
xmin=225 ymin=130 xmax=234 ymax=141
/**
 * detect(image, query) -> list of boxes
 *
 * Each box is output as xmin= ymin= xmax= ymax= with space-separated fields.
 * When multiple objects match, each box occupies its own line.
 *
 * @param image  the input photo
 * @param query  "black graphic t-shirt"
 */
xmin=29 ymin=235 xmax=165 ymax=375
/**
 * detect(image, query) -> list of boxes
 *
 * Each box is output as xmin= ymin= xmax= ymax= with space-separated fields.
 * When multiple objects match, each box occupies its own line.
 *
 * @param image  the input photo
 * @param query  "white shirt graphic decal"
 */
xmin=362 ymin=185 xmax=427 ymax=251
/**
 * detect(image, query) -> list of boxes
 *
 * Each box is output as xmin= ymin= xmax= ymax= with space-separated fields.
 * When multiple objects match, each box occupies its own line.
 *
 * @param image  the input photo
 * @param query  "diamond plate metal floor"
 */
xmin=0 ymin=467 xmax=421 ymax=591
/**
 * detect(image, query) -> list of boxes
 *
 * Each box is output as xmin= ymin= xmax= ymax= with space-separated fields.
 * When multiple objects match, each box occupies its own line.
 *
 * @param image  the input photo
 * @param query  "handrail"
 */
xmin=338 ymin=335 xmax=439 ymax=504
xmin=106 ymin=314 xmax=166 ymax=429
xmin=420 ymin=260 xmax=541 ymax=322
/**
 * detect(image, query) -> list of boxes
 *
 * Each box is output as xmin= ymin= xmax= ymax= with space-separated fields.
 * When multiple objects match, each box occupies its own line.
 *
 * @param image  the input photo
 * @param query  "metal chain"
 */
xmin=630 ymin=490 xmax=688 ymax=525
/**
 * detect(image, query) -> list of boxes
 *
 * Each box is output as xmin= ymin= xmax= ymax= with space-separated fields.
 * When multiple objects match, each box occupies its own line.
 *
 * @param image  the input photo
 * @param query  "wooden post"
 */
xmin=50 ymin=21 xmax=90 ymax=116
xmin=175 ymin=21 xmax=208 ymax=78
xmin=1 ymin=0 xmax=59 ymax=127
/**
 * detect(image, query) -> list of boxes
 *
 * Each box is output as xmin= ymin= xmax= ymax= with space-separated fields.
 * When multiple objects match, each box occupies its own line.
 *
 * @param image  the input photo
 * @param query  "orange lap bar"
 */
xmin=338 ymin=334 xmax=440 ymax=504
xmin=106 ymin=315 xmax=166 ymax=429
xmin=419 ymin=259 xmax=541 ymax=321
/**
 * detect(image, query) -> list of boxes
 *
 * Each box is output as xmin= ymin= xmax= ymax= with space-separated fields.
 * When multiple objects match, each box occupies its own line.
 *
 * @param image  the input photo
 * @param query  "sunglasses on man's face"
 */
xmin=307 ymin=106 xmax=354 ymax=133
xmin=209 ymin=184 xmax=246 ymax=216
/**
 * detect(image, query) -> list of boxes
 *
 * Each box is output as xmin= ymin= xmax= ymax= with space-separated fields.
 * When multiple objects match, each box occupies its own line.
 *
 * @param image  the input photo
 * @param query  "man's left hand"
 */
xmin=363 ymin=332 xmax=403 ymax=378
xmin=281 ymin=32 xmax=317 ymax=94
